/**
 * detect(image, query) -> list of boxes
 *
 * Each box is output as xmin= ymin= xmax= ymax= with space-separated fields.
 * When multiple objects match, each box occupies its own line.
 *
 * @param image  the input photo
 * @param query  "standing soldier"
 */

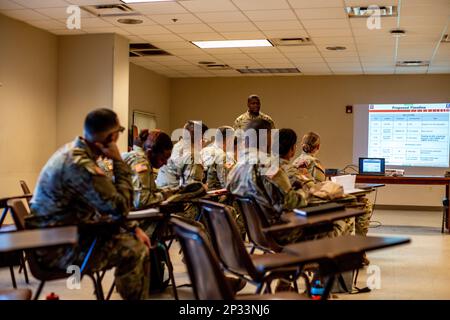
xmin=27 ymin=108 xmax=151 ymax=300
xmin=233 ymin=95 xmax=275 ymax=131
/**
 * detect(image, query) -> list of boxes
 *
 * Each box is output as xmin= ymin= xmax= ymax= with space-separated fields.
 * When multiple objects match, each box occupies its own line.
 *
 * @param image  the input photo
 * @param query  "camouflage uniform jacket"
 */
xmin=226 ymin=148 xmax=308 ymax=225
xmin=155 ymin=140 xmax=204 ymax=188
xmin=28 ymin=137 xmax=134 ymax=228
xmin=233 ymin=111 xmax=275 ymax=130
xmin=293 ymin=152 xmax=326 ymax=183
xmin=201 ymin=143 xmax=235 ymax=190
xmin=122 ymin=145 xmax=175 ymax=209
xmin=279 ymin=158 xmax=314 ymax=189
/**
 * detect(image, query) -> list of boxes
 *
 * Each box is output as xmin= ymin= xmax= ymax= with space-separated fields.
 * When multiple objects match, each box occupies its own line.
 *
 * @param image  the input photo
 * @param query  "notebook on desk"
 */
xmin=331 ymin=174 xmax=365 ymax=194
xmin=294 ymin=202 xmax=345 ymax=217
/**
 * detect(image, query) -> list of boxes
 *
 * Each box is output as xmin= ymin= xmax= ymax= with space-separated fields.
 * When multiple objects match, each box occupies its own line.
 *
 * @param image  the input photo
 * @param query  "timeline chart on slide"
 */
xmin=368 ymin=103 xmax=450 ymax=167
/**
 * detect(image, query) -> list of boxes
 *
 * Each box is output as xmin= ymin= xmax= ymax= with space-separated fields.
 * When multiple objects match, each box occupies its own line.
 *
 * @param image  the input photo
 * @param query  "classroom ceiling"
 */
xmin=1 ymin=0 xmax=449 ymax=78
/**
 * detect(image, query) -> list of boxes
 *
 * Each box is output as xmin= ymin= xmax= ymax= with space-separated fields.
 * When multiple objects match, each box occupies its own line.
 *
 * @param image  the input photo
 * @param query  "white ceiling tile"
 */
xmin=233 ymin=0 xmax=290 ymax=10
xmin=166 ymin=48 xmax=206 ymax=56
xmin=2 ymin=9 xmax=53 ymax=20
xmin=244 ymin=9 xmax=297 ymax=21
xmin=65 ymin=0 xmax=120 ymax=4
xmin=248 ymin=52 xmax=285 ymax=59
xmin=254 ymin=20 xmax=303 ymax=30
xmin=209 ymin=22 xmax=258 ymax=32
xmin=312 ymin=36 xmax=355 ymax=45
xmin=428 ymin=67 xmax=450 ymax=74
xmin=127 ymin=2 xmax=188 ymax=14
xmin=307 ymin=28 xmax=352 ymax=37
xmin=68 ymin=17 xmax=113 ymax=28
xmin=240 ymin=46 xmax=280 ymax=53
xmin=289 ymin=0 xmax=343 ymax=8
xmin=277 ymin=45 xmax=319 ymax=53
xmin=140 ymin=34 xmax=185 ymax=42
xmin=321 ymin=50 xmax=359 ymax=57
xmin=221 ymin=31 xmax=265 ymax=39
xmin=182 ymin=54 xmax=217 ymax=62
xmin=260 ymin=62 xmax=295 ymax=68
xmin=180 ymin=32 xmax=226 ymax=41
xmin=295 ymin=7 xmax=347 ymax=19
xmin=400 ymin=15 xmax=449 ymax=28
xmin=359 ymin=55 xmax=394 ymax=62
xmin=0 ymin=0 xmax=24 ymax=10
xmin=147 ymin=13 xmax=202 ymax=25
xmin=13 ymin=0 xmax=70 ymax=8
xmin=82 ymin=26 xmax=130 ymax=35
xmin=325 ymin=57 xmax=360 ymax=63
xmin=401 ymin=4 xmax=450 ymax=17
xmin=302 ymin=71 xmax=332 ymax=74
xmin=35 ymin=7 xmax=93 ymax=19
xmin=195 ymin=11 xmax=248 ymax=23
xmin=349 ymin=16 xmax=397 ymax=29
xmin=328 ymin=62 xmax=361 ymax=68
xmin=288 ymin=57 xmax=325 ymax=63
xmin=149 ymin=41 xmax=195 ymax=49
xmin=283 ymin=51 xmax=322 ymax=58
xmin=180 ymin=0 xmax=237 ymax=12
xmin=395 ymin=66 xmax=428 ymax=74
xmin=122 ymin=25 xmax=171 ymax=35
xmin=124 ymin=35 xmax=146 ymax=43
xmin=26 ymin=19 xmax=66 ymax=29
xmin=302 ymin=19 xmax=349 ymax=29
xmin=318 ymin=44 xmax=357 ymax=51
xmin=165 ymin=23 xmax=214 ymax=33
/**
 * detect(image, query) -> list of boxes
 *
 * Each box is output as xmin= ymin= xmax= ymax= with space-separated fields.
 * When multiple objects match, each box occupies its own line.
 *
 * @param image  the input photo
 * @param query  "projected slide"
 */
xmin=368 ymin=103 xmax=450 ymax=167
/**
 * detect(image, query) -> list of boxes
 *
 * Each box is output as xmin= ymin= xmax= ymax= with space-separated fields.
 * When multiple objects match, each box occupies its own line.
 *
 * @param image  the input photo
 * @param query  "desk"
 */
xmin=263 ymin=208 xmax=365 ymax=234
xmin=355 ymin=175 xmax=450 ymax=231
xmin=0 ymin=227 xmax=77 ymax=253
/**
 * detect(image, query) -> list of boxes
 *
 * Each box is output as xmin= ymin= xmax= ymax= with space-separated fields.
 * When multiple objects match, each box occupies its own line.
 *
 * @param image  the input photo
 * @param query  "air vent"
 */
xmin=129 ymin=43 xmax=171 ymax=57
xmin=346 ymin=6 xmax=398 ymax=18
xmin=237 ymin=68 xmax=301 ymax=74
xmin=270 ymin=37 xmax=312 ymax=46
xmin=396 ymin=60 xmax=430 ymax=67
xmin=441 ymin=34 xmax=450 ymax=43
xmin=82 ymin=4 xmax=137 ymax=17
xmin=202 ymin=64 xmax=232 ymax=70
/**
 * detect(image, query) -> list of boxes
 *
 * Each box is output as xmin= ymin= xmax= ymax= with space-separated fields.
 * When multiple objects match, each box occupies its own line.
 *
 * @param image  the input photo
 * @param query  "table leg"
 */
xmin=446 ymin=184 xmax=450 ymax=232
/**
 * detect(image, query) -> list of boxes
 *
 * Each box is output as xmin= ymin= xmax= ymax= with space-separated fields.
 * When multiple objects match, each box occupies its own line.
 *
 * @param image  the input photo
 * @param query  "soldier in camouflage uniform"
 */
xmin=233 ymin=95 xmax=275 ymax=131
xmin=26 ymin=109 xmax=151 ymax=300
xmin=294 ymin=132 xmax=371 ymax=264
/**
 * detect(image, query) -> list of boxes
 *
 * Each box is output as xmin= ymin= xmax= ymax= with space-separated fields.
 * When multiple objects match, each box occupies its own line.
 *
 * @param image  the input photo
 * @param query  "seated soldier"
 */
xmin=27 ymin=108 xmax=151 ymax=300
xmin=201 ymin=126 xmax=236 ymax=190
xmin=293 ymin=132 xmax=326 ymax=183
xmin=156 ymin=121 xmax=207 ymax=188
xmin=122 ymin=129 xmax=177 ymax=209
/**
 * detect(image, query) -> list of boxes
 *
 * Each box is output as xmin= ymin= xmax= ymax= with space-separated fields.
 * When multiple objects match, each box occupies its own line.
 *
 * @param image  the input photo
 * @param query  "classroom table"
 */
xmin=355 ymin=174 xmax=450 ymax=232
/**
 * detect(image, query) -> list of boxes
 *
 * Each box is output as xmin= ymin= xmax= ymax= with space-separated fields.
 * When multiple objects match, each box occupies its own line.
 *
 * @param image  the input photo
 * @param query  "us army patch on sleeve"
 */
xmin=135 ymin=163 xmax=148 ymax=173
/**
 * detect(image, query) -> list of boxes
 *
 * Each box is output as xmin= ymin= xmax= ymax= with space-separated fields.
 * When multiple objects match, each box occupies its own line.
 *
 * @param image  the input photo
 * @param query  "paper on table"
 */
xmin=331 ymin=174 xmax=364 ymax=194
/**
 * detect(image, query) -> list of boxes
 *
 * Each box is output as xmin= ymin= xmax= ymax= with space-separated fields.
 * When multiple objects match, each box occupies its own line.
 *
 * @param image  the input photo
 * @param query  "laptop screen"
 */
xmin=359 ymin=158 xmax=385 ymax=175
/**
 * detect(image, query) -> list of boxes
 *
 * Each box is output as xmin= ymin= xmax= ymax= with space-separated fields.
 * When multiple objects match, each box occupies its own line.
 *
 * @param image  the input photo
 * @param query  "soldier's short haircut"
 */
xmin=247 ymin=94 xmax=260 ymax=102
xmin=84 ymin=108 xmax=118 ymax=137
xmin=144 ymin=130 xmax=173 ymax=154
xmin=183 ymin=120 xmax=209 ymax=144
xmin=133 ymin=129 xmax=149 ymax=147
xmin=274 ymin=128 xmax=297 ymax=157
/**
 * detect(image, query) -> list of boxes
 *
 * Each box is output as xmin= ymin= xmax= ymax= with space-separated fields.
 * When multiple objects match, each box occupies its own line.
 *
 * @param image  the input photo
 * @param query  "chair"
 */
xmin=442 ymin=198 xmax=448 ymax=233
xmin=7 ymin=199 xmax=107 ymax=300
xmin=19 ymin=180 xmax=31 ymax=197
xmin=198 ymin=199 xmax=317 ymax=294
xmin=171 ymin=218 xmax=308 ymax=300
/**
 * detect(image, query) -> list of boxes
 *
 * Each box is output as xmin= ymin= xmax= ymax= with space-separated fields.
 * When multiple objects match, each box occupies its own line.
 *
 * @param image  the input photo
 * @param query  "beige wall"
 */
xmin=170 ymin=75 xmax=450 ymax=206
xmin=0 ymin=14 xmax=57 ymax=196
xmin=57 ymin=33 xmax=130 ymax=151
xmin=129 ymin=63 xmax=171 ymax=133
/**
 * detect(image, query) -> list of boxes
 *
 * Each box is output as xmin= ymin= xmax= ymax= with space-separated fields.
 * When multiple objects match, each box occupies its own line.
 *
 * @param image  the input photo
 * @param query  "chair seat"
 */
xmin=0 ymin=224 xmax=17 ymax=233
xmin=236 ymin=291 xmax=310 ymax=300
xmin=250 ymin=252 xmax=307 ymax=273
xmin=0 ymin=289 xmax=32 ymax=300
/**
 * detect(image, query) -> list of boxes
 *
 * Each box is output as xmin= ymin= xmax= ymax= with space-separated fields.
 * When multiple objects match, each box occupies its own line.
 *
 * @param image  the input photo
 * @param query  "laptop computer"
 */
xmin=331 ymin=174 xmax=364 ymax=194
xmin=359 ymin=157 xmax=385 ymax=176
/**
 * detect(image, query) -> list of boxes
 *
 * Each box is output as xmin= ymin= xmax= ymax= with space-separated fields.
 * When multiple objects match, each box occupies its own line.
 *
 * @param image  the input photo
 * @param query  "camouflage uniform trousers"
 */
xmin=38 ymin=232 xmax=150 ymax=300
xmin=355 ymin=196 xmax=372 ymax=236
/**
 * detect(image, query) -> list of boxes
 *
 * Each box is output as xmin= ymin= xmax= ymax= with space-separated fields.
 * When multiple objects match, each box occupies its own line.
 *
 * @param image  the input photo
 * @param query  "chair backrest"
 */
xmin=198 ymin=199 xmax=259 ymax=279
xmin=171 ymin=218 xmax=234 ymax=300
xmin=235 ymin=196 xmax=283 ymax=253
xmin=19 ymin=180 xmax=31 ymax=195
xmin=7 ymin=199 xmax=28 ymax=231
xmin=7 ymin=199 xmax=68 ymax=281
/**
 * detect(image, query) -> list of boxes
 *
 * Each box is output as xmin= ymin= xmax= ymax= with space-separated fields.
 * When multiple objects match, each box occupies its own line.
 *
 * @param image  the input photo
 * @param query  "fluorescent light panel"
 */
xmin=192 ymin=39 xmax=273 ymax=49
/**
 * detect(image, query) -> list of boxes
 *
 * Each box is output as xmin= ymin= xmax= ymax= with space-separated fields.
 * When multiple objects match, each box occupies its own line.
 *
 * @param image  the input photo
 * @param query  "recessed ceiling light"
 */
xmin=326 ymin=46 xmax=346 ymax=51
xmin=118 ymin=18 xmax=143 ymax=24
xmin=390 ymin=29 xmax=406 ymax=37
xmin=396 ymin=60 xmax=430 ymax=67
xmin=198 ymin=61 xmax=216 ymax=65
xmin=192 ymin=39 xmax=273 ymax=49
xmin=121 ymin=0 xmax=175 ymax=3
